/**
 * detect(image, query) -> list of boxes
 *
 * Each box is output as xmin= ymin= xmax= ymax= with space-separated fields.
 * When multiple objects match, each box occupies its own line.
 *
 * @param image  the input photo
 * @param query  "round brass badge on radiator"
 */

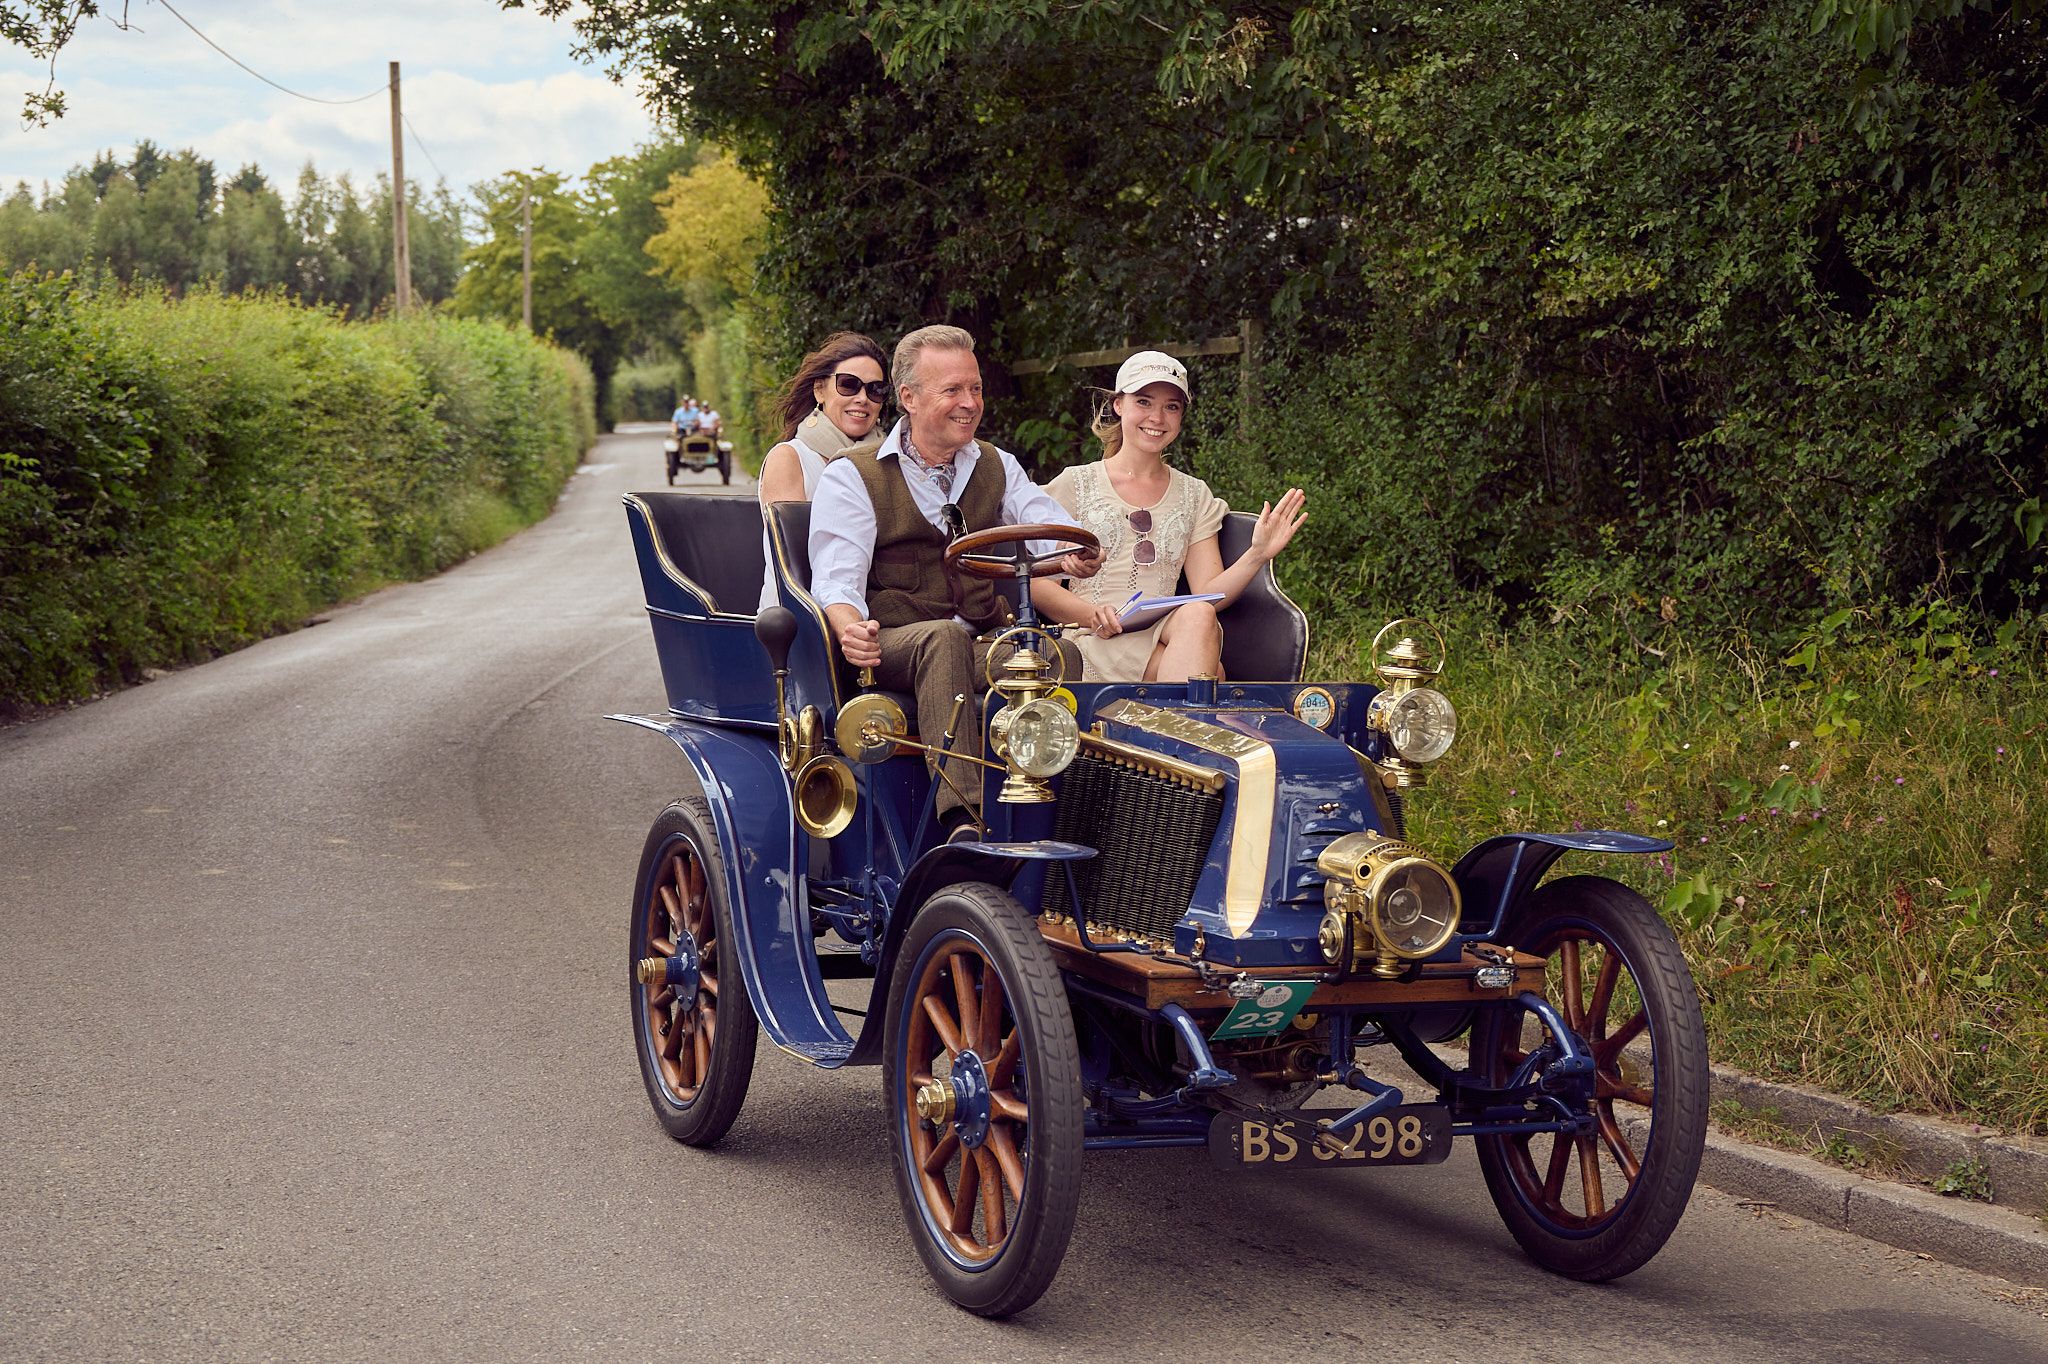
xmin=1292 ymin=686 xmax=1336 ymax=730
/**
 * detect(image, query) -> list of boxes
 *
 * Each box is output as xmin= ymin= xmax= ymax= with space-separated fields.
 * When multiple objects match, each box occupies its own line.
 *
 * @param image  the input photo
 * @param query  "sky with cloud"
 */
xmin=0 ymin=0 xmax=660 ymax=195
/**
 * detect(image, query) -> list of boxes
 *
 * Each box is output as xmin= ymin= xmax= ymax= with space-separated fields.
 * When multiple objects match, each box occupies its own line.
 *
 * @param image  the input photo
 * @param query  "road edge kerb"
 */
xmin=1397 ymin=1047 xmax=2048 ymax=1286
xmin=1709 ymin=1063 xmax=2048 ymax=1215
xmin=1674 ymin=1123 xmax=2048 ymax=1287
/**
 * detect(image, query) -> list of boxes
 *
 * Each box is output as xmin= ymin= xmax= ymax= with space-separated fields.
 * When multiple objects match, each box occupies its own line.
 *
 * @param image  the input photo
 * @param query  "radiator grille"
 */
xmin=1042 ymin=751 xmax=1225 ymax=943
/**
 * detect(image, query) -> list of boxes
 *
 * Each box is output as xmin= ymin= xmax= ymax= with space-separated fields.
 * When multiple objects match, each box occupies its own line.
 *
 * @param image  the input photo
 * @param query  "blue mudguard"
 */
xmin=610 ymin=713 xmax=854 ymax=1065
xmin=1452 ymin=830 xmax=1673 ymax=941
xmin=839 ymin=839 xmax=1096 ymax=1068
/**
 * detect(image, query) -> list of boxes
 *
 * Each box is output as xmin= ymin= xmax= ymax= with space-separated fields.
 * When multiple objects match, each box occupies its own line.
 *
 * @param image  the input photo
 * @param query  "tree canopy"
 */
xmin=523 ymin=0 xmax=2048 ymax=635
xmin=0 ymin=145 xmax=465 ymax=316
xmin=2 ymin=0 xmax=111 ymax=124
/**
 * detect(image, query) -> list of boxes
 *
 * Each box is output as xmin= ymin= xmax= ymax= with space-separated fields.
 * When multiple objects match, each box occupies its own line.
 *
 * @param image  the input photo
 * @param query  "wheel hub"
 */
xmin=916 ymin=1050 xmax=993 ymax=1149
xmin=635 ymin=928 xmax=702 ymax=1005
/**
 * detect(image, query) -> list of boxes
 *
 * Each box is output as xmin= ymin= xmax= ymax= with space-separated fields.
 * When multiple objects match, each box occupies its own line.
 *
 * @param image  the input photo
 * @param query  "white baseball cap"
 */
xmin=1112 ymin=350 xmax=1190 ymax=400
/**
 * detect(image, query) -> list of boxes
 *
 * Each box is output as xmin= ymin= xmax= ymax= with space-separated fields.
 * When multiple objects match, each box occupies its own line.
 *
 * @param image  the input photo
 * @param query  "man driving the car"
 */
xmin=809 ymin=324 xmax=1098 ymax=838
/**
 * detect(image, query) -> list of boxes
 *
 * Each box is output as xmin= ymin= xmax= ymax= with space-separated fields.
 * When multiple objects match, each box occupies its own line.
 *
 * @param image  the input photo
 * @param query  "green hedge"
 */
xmin=0 ymin=272 xmax=595 ymax=711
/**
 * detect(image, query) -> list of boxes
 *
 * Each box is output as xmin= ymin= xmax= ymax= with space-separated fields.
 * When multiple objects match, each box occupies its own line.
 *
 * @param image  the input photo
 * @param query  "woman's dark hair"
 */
xmin=773 ymin=331 xmax=889 ymax=440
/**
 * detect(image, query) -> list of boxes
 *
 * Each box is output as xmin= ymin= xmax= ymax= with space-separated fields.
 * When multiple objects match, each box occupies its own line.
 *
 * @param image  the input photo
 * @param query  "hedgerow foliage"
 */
xmin=0 ymin=272 xmax=594 ymax=710
xmin=1199 ymin=0 xmax=2048 ymax=642
xmin=540 ymin=0 xmax=2048 ymax=639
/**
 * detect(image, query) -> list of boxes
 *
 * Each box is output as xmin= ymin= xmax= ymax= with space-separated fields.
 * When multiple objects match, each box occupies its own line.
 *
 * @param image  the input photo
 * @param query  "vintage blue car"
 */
xmin=612 ymin=489 xmax=1709 ymax=1316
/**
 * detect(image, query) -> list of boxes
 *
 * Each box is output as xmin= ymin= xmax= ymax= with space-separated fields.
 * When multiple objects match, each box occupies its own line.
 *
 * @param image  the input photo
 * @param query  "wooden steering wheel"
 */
xmin=944 ymin=523 xmax=1101 ymax=580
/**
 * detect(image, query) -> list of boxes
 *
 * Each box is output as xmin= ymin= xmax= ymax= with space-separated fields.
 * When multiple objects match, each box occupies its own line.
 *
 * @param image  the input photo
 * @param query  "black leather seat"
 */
xmin=1197 ymin=511 xmax=1309 ymax=682
xmin=636 ymin=491 xmax=765 ymax=616
xmin=767 ymin=501 xmax=922 ymax=721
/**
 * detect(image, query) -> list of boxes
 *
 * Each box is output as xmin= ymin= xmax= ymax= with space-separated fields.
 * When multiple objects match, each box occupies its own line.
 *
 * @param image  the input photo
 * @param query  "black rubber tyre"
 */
xmin=1471 ymin=875 xmax=1708 ymax=1281
xmin=629 ymin=799 xmax=757 ymax=1145
xmin=719 ymin=450 xmax=732 ymax=485
xmin=884 ymin=882 xmax=1082 ymax=1317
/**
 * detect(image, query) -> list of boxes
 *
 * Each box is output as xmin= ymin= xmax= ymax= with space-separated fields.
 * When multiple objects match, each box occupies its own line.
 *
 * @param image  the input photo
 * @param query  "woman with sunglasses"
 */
xmin=757 ymin=331 xmax=891 ymax=611
xmin=1030 ymin=351 xmax=1307 ymax=682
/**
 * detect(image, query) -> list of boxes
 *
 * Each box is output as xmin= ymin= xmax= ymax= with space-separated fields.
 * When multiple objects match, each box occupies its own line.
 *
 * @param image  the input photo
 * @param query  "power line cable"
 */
xmin=400 ymin=111 xmax=449 ymax=185
xmin=151 ymin=0 xmax=390 ymax=105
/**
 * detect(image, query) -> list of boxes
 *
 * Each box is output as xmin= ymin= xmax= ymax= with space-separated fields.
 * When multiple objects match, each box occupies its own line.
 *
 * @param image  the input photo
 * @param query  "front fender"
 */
xmin=609 ymin=713 xmax=854 ymax=1065
xmin=843 ymin=839 xmax=1095 ymax=1068
xmin=1452 ymin=831 xmax=1672 ymax=941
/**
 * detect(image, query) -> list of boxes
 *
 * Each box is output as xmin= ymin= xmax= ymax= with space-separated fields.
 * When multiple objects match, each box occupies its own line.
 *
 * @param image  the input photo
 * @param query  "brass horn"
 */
xmin=781 ymin=703 xmax=856 ymax=838
xmin=792 ymin=752 xmax=858 ymax=838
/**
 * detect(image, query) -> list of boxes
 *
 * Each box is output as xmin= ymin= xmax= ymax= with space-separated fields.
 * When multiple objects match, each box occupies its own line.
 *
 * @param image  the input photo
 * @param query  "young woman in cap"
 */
xmin=756 ymin=331 xmax=890 ymax=611
xmin=1030 ymin=350 xmax=1307 ymax=682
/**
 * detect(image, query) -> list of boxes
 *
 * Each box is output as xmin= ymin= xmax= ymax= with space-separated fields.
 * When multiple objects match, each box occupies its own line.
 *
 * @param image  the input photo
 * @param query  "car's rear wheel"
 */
xmin=1470 ymin=875 xmax=1706 ymax=1281
xmin=884 ymin=882 xmax=1082 ymax=1316
xmin=630 ymin=800 xmax=757 ymax=1145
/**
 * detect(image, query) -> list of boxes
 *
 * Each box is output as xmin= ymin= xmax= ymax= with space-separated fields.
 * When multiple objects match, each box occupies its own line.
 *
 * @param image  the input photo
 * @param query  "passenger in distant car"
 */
xmin=1030 ymin=351 xmax=1306 ymax=683
xmin=756 ymin=332 xmax=891 ymax=612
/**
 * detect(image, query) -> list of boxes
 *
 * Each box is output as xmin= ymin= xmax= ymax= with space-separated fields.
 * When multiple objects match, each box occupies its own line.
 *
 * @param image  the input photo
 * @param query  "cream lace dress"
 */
xmin=1043 ymin=461 xmax=1228 ymax=682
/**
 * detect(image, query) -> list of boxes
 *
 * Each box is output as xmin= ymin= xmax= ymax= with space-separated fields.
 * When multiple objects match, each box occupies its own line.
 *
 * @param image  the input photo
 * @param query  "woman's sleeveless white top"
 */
xmin=758 ymin=435 xmax=831 ymax=612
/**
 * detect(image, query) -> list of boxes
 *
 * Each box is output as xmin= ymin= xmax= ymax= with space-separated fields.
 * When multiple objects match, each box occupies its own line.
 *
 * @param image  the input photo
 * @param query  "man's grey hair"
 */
xmin=893 ymin=324 xmax=976 ymax=393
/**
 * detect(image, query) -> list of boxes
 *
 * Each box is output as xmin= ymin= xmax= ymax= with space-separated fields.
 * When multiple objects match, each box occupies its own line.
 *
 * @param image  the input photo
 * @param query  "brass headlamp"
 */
xmin=1364 ymin=619 xmax=1457 ymax=790
xmin=983 ymin=629 xmax=1079 ymax=803
xmin=1315 ymin=831 xmax=1463 ymax=979
xmin=828 ymin=627 xmax=1079 ymax=814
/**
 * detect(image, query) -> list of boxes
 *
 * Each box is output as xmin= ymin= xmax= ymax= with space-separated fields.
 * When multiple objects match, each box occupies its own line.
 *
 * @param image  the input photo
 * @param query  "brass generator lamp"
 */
xmin=1364 ymin=619 xmax=1457 ymax=790
xmin=984 ymin=628 xmax=1079 ymax=804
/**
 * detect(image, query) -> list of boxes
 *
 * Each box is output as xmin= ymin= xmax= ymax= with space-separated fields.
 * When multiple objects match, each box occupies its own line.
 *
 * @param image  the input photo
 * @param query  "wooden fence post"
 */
xmin=1238 ymin=316 xmax=1261 ymax=436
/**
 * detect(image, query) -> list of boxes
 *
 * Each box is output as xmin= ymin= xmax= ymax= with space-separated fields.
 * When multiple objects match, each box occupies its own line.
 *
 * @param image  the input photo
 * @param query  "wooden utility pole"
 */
xmin=388 ymin=61 xmax=412 ymax=312
xmin=520 ymin=188 xmax=533 ymax=331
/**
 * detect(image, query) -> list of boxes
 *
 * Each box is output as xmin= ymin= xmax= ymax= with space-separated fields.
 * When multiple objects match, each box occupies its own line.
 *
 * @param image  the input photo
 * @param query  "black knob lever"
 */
xmin=755 ymin=606 xmax=798 ymax=673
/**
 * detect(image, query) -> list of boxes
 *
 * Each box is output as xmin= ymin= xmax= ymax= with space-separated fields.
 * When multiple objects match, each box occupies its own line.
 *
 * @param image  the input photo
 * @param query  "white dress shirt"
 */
xmin=809 ymin=417 xmax=1084 ymax=621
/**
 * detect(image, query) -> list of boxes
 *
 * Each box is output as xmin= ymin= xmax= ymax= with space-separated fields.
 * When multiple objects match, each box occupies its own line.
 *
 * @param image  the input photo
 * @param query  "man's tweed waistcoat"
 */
xmin=835 ymin=438 xmax=1009 ymax=630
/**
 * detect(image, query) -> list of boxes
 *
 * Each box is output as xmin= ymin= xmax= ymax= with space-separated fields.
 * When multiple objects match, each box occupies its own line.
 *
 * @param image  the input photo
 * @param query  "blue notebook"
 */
xmin=1117 ymin=591 xmax=1224 ymax=630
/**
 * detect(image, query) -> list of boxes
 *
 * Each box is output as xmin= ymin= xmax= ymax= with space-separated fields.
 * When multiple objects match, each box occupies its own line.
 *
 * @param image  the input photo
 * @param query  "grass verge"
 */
xmin=1312 ymin=602 xmax=2047 ymax=1134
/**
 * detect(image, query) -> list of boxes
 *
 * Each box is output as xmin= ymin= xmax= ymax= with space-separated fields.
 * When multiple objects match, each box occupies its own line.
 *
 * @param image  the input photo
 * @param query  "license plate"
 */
xmin=1208 ymin=1105 xmax=1452 ymax=1170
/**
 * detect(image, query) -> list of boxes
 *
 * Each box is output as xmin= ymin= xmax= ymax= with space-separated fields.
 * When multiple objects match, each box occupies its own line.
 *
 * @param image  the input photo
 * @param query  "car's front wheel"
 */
xmin=1470 ymin=875 xmax=1707 ymax=1281
xmin=884 ymin=882 xmax=1082 ymax=1316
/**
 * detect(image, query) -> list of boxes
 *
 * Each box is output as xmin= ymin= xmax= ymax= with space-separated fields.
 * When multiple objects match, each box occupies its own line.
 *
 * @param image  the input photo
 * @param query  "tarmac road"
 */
xmin=4 ymin=424 xmax=2046 ymax=1362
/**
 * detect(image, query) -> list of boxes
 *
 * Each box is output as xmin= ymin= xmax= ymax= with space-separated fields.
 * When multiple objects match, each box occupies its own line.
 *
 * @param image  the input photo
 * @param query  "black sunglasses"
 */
xmin=940 ymin=501 xmax=965 ymax=539
xmin=831 ymin=372 xmax=890 ymax=404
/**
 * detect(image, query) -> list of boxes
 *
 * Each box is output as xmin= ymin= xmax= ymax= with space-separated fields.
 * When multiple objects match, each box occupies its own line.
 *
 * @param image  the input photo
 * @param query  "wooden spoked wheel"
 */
xmin=885 ymin=883 xmax=1080 ymax=1317
xmin=1472 ymin=876 xmax=1707 ymax=1282
xmin=643 ymin=842 xmax=720 ymax=1102
xmin=903 ymin=938 xmax=1026 ymax=1264
xmin=629 ymin=799 xmax=756 ymax=1146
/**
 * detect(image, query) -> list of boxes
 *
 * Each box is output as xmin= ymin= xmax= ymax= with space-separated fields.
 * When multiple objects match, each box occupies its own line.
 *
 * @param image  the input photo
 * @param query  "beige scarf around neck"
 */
xmin=795 ymin=404 xmax=862 ymax=458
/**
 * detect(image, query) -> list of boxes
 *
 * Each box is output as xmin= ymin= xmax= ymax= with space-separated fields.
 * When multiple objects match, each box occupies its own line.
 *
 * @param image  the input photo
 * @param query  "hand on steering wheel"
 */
xmin=944 ymin=523 xmax=1102 ymax=580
